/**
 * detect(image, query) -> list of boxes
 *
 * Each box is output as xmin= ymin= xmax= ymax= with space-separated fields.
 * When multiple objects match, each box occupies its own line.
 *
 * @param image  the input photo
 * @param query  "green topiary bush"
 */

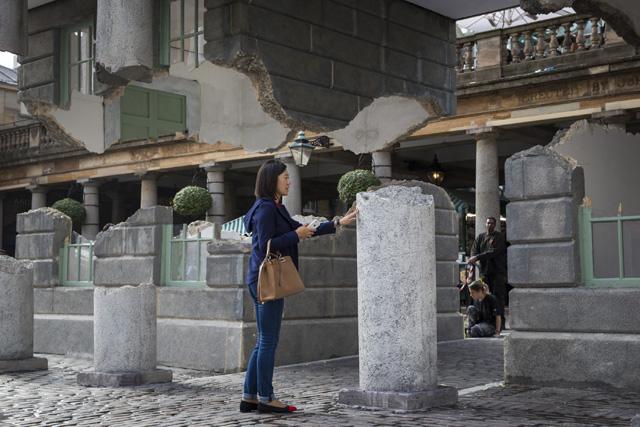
xmin=51 ymin=198 xmax=86 ymax=226
xmin=172 ymin=186 xmax=212 ymax=218
xmin=337 ymin=169 xmax=381 ymax=206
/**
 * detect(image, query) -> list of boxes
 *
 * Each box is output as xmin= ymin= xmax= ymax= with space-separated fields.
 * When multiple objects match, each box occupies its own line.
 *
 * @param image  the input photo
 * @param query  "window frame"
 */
xmin=160 ymin=0 xmax=205 ymax=68
xmin=59 ymin=20 xmax=96 ymax=107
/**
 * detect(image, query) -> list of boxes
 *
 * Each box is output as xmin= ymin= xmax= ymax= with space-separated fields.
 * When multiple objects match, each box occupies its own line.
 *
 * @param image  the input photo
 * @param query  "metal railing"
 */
xmin=160 ymin=224 xmax=212 ymax=287
xmin=579 ymin=204 xmax=640 ymax=287
xmin=58 ymin=241 xmax=95 ymax=287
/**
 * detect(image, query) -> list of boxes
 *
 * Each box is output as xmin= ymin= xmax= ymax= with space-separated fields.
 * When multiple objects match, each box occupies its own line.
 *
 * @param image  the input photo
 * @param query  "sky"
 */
xmin=0 ymin=51 xmax=17 ymax=69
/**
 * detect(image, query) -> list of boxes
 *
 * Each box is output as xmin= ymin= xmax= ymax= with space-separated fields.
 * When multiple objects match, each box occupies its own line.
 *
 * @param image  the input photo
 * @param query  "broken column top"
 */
xmin=357 ymin=185 xmax=434 ymax=208
xmin=17 ymin=207 xmax=72 ymax=234
xmin=369 ymin=179 xmax=454 ymax=210
xmin=0 ymin=256 xmax=32 ymax=275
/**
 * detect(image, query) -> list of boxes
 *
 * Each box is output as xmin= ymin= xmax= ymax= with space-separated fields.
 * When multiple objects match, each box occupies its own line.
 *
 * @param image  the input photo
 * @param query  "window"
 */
xmin=161 ymin=0 xmax=205 ymax=67
xmin=60 ymin=22 xmax=95 ymax=106
xmin=120 ymin=86 xmax=187 ymax=142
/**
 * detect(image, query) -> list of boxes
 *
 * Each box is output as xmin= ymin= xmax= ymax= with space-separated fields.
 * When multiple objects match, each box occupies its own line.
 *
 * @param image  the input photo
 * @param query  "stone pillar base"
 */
xmin=337 ymin=385 xmax=458 ymax=411
xmin=0 ymin=357 xmax=48 ymax=373
xmin=77 ymin=368 xmax=172 ymax=387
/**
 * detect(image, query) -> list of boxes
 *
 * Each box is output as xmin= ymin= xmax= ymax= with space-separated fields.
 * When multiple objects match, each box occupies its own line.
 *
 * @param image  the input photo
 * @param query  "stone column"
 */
xmin=278 ymin=155 xmax=302 ymax=216
xmin=0 ymin=194 xmax=4 ymax=251
xmin=338 ymin=186 xmax=457 ymax=410
xmin=469 ymin=128 xmax=501 ymax=236
xmin=105 ymin=187 xmax=124 ymax=224
xmin=138 ymin=173 xmax=158 ymax=209
xmin=0 ymin=256 xmax=48 ymax=373
xmin=96 ymin=0 xmax=153 ymax=84
xmin=371 ymin=150 xmax=392 ymax=182
xmin=28 ymin=185 xmax=47 ymax=210
xmin=79 ymin=180 xmax=100 ymax=239
xmin=15 ymin=208 xmax=72 ymax=288
xmin=201 ymin=163 xmax=228 ymax=225
xmin=0 ymin=0 xmax=26 ymax=55
xmin=78 ymin=206 xmax=173 ymax=386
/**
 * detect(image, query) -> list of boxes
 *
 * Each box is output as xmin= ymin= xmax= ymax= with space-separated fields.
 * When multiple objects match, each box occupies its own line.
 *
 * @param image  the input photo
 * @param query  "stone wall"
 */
xmin=19 ymin=0 xmax=96 ymax=104
xmin=504 ymin=145 xmax=640 ymax=390
xmin=203 ymin=0 xmax=456 ymax=131
xmin=15 ymin=208 xmax=72 ymax=288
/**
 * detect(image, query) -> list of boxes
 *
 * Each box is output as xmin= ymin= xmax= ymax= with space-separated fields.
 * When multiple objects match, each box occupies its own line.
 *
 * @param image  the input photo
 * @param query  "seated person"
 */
xmin=466 ymin=279 xmax=503 ymax=338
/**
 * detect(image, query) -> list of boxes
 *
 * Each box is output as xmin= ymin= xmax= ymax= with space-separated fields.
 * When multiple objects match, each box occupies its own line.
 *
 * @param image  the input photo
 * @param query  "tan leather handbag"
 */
xmin=257 ymin=239 xmax=305 ymax=303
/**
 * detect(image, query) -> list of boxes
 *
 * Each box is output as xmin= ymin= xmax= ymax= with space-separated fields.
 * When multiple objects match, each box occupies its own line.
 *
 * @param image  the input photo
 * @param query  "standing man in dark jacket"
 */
xmin=468 ymin=216 xmax=508 ymax=314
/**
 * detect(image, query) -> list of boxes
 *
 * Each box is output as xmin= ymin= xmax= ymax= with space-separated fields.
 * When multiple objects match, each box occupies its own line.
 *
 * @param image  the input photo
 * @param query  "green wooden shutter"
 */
xmin=120 ymin=86 xmax=187 ymax=142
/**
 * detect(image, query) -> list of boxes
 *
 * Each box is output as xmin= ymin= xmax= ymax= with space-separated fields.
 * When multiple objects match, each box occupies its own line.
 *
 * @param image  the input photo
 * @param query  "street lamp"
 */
xmin=288 ymin=131 xmax=332 ymax=167
xmin=427 ymin=154 xmax=445 ymax=185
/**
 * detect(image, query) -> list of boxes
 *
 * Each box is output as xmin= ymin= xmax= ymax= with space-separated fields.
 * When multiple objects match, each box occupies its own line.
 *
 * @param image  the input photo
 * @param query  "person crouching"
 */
xmin=466 ymin=279 xmax=503 ymax=338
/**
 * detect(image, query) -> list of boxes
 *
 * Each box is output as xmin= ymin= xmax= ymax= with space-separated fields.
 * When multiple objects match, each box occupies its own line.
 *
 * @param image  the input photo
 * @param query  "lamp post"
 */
xmin=288 ymin=131 xmax=332 ymax=167
xmin=427 ymin=154 xmax=445 ymax=185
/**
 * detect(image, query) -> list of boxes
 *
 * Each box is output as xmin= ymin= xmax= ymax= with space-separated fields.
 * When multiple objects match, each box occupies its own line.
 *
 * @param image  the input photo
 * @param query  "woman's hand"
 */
xmin=296 ymin=225 xmax=315 ymax=240
xmin=339 ymin=208 xmax=358 ymax=226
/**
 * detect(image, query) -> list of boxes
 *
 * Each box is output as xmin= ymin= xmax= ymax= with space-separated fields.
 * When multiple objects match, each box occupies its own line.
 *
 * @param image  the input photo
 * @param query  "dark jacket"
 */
xmin=244 ymin=198 xmax=336 ymax=285
xmin=471 ymin=230 xmax=507 ymax=277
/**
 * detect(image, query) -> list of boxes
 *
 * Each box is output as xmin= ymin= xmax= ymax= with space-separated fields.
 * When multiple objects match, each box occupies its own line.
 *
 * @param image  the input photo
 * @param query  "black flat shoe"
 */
xmin=239 ymin=400 xmax=258 ymax=412
xmin=257 ymin=400 xmax=298 ymax=414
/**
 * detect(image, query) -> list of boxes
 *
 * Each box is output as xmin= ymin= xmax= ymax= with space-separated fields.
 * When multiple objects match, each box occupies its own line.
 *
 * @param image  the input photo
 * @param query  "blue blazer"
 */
xmin=244 ymin=198 xmax=336 ymax=285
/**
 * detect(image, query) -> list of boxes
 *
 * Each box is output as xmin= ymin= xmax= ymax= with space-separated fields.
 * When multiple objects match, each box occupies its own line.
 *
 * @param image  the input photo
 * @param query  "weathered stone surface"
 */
xmin=437 ymin=313 xmax=465 ymax=342
xmin=95 ymin=0 xmax=153 ymax=84
xmin=510 ymin=288 xmax=640 ymax=334
xmin=354 ymin=186 xmax=438 ymax=393
xmin=126 ymin=206 xmax=173 ymax=226
xmin=30 ymin=259 xmax=60 ymax=288
xmin=0 ymin=256 xmax=34 ymax=360
xmin=157 ymin=287 xmax=245 ymax=321
xmin=298 ymin=226 xmax=357 ymax=257
xmin=34 ymin=287 xmax=94 ymax=315
xmin=206 ymin=253 xmax=250 ymax=287
xmin=298 ymin=256 xmax=357 ymax=288
xmin=505 ymin=145 xmax=585 ymax=201
xmin=505 ymin=331 xmax=640 ymax=390
xmin=77 ymin=369 xmax=172 ymax=387
xmin=34 ymin=314 xmax=93 ymax=355
xmin=17 ymin=207 xmax=72 ymax=234
xmin=508 ymin=242 xmax=579 ymax=287
xmin=435 ymin=235 xmax=458 ymax=262
xmin=92 ymin=284 xmax=160 ymax=373
xmin=506 ymin=197 xmax=577 ymax=243
xmin=520 ymin=0 xmax=574 ymax=14
xmin=15 ymin=231 xmax=67 ymax=260
xmin=93 ymin=256 xmax=157 ymax=286
xmin=0 ymin=0 xmax=26 ymax=55
xmin=338 ymin=385 xmax=458 ymax=411
xmin=0 ymin=357 xmax=47 ymax=373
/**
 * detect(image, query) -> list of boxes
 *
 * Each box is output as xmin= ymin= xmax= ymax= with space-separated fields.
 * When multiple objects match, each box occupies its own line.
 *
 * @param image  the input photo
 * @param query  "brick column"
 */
xmin=28 ymin=185 xmax=47 ymax=210
xmin=469 ymin=128 xmax=501 ymax=236
xmin=79 ymin=180 xmax=100 ymax=240
xmin=201 ymin=163 xmax=228 ymax=225
xmin=79 ymin=206 xmax=174 ymax=387
xmin=15 ymin=208 xmax=72 ymax=288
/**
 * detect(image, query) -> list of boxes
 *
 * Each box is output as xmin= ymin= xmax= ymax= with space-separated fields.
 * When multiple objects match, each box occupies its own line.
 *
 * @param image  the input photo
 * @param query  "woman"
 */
xmin=240 ymin=159 xmax=357 ymax=414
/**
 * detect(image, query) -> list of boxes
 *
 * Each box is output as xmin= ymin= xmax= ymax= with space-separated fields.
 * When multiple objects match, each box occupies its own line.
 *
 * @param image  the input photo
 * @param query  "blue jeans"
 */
xmin=243 ymin=282 xmax=284 ymax=402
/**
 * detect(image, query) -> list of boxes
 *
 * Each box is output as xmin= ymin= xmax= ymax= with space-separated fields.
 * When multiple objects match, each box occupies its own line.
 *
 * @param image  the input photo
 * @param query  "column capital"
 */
xmin=133 ymin=171 xmax=158 ymax=179
xmin=467 ymin=127 xmax=500 ymax=140
xmin=77 ymin=179 xmax=101 ymax=187
xmin=200 ymin=162 xmax=229 ymax=173
xmin=274 ymin=152 xmax=295 ymax=163
xmin=27 ymin=184 xmax=47 ymax=194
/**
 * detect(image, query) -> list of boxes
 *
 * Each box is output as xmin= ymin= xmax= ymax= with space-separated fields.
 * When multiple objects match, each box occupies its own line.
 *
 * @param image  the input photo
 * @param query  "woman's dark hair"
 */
xmin=255 ymin=159 xmax=287 ymax=199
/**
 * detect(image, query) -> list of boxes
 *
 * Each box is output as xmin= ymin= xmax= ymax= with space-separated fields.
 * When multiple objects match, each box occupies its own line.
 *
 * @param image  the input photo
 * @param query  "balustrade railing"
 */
xmin=457 ymin=13 xmax=623 ymax=73
xmin=0 ymin=120 xmax=56 ymax=153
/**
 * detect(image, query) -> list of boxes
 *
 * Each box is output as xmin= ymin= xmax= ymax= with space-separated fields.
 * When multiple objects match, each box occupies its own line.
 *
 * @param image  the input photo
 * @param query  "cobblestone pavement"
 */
xmin=1 ymin=338 xmax=638 ymax=426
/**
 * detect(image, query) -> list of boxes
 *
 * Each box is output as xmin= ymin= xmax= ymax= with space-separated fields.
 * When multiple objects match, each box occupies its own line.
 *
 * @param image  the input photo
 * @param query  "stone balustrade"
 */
xmin=456 ymin=13 xmax=627 ymax=73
